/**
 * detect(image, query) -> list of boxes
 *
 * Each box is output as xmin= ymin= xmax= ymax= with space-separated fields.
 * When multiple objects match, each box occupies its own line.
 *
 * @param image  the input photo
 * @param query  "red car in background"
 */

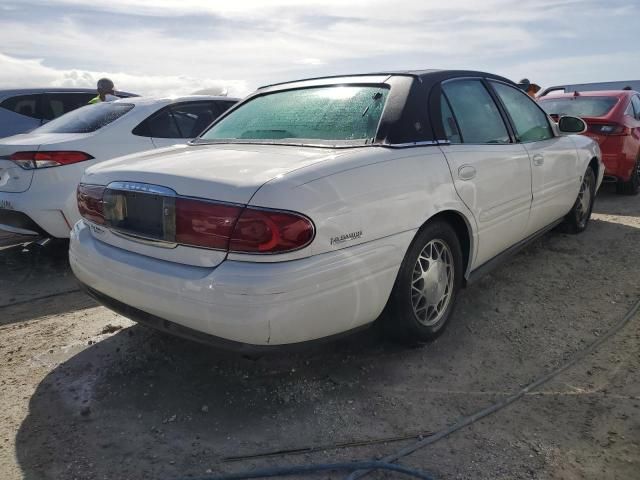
xmin=539 ymin=90 xmax=640 ymax=194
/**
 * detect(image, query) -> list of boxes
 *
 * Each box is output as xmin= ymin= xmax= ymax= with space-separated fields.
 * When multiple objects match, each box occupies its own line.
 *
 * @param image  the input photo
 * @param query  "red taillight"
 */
xmin=175 ymin=198 xmax=242 ymax=250
xmin=11 ymin=151 xmax=94 ymax=169
xmin=588 ymin=123 xmax=628 ymax=136
xmin=173 ymin=198 xmax=314 ymax=253
xmin=229 ymin=208 xmax=315 ymax=253
xmin=77 ymin=184 xmax=105 ymax=225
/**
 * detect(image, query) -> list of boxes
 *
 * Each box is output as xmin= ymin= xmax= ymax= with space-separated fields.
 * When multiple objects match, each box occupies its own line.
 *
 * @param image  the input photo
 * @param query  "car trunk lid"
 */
xmin=83 ymin=143 xmax=341 ymax=267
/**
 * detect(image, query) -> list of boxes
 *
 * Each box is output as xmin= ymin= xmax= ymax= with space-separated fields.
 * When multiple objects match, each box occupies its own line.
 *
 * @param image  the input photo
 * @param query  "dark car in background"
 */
xmin=0 ymin=88 xmax=138 ymax=139
xmin=539 ymin=90 xmax=640 ymax=194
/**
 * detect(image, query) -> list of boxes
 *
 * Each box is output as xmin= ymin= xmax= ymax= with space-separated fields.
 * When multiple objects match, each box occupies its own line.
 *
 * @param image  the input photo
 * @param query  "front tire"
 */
xmin=561 ymin=167 xmax=595 ymax=234
xmin=616 ymin=158 xmax=640 ymax=195
xmin=383 ymin=221 xmax=463 ymax=344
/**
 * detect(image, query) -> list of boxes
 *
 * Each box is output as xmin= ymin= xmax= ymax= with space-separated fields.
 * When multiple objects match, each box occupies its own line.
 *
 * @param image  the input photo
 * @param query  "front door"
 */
xmin=439 ymin=79 xmax=532 ymax=269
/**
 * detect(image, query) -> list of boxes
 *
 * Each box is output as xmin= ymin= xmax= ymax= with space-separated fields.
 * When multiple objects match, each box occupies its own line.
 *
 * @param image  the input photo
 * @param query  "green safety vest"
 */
xmin=88 ymin=96 xmax=101 ymax=104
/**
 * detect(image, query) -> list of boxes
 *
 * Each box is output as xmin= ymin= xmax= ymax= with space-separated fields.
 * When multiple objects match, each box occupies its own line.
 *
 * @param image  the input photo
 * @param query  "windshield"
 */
xmin=35 ymin=102 xmax=135 ymax=134
xmin=200 ymin=85 xmax=389 ymax=145
xmin=538 ymin=96 xmax=618 ymax=117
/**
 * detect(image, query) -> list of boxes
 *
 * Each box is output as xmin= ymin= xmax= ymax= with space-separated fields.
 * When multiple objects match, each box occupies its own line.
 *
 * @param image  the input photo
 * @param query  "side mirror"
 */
xmin=558 ymin=115 xmax=587 ymax=134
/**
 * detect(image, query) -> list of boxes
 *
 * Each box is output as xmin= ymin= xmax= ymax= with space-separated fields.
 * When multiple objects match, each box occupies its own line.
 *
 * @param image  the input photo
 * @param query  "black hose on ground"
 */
xmin=176 ymin=461 xmax=436 ymax=480
xmin=172 ymin=296 xmax=640 ymax=480
xmin=346 ymin=295 xmax=640 ymax=479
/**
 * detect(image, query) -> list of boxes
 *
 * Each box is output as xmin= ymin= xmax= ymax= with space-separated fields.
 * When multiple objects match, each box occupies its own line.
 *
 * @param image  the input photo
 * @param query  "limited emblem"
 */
xmin=330 ymin=230 xmax=362 ymax=246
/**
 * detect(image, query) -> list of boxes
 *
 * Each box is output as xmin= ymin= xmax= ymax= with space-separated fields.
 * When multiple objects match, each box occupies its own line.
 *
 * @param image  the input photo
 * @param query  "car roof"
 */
xmin=113 ymin=95 xmax=240 ymax=106
xmin=0 ymin=88 xmax=138 ymax=96
xmin=259 ymin=69 xmax=512 ymax=90
xmin=538 ymin=90 xmax=635 ymax=99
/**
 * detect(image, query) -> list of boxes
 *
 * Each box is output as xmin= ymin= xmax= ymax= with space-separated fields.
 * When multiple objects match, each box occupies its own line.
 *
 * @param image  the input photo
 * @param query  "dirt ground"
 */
xmin=1 ymin=184 xmax=639 ymax=480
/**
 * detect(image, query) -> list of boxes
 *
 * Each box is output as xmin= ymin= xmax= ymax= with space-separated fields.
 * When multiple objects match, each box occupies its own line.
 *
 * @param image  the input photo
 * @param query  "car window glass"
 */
xmin=632 ymin=96 xmax=640 ymax=120
xmin=440 ymin=94 xmax=462 ymax=143
xmin=170 ymin=103 xmax=217 ymax=138
xmin=146 ymin=109 xmax=181 ymax=138
xmin=35 ymin=103 xmax=134 ymax=133
xmin=441 ymin=80 xmax=510 ymax=144
xmin=0 ymin=94 xmax=41 ymax=119
xmin=201 ymin=86 xmax=389 ymax=145
xmin=538 ymin=96 xmax=618 ymax=117
xmin=491 ymin=81 xmax=554 ymax=142
xmin=43 ymin=93 xmax=96 ymax=121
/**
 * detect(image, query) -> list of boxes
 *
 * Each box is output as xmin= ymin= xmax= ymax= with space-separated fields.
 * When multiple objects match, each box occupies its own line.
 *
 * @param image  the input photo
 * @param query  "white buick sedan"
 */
xmin=70 ymin=70 xmax=603 ymax=348
xmin=0 ymin=95 xmax=237 ymax=238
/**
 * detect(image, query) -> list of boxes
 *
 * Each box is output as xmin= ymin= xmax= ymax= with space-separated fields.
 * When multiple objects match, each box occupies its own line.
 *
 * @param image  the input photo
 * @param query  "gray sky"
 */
xmin=0 ymin=0 xmax=638 ymax=97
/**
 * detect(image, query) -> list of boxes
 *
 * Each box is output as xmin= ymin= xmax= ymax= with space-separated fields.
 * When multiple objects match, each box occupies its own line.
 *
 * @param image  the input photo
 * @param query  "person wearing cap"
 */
xmin=518 ymin=78 xmax=541 ymax=98
xmin=88 ymin=78 xmax=119 ymax=104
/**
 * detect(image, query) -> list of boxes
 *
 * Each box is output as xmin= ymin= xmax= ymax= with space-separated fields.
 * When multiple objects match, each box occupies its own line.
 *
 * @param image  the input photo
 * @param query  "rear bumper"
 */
xmin=0 ymin=208 xmax=45 ymax=236
xmin=0 ymin=190 xmax=76 ymax=238
xmin=69 ymin=220 xmax=409 ymax=346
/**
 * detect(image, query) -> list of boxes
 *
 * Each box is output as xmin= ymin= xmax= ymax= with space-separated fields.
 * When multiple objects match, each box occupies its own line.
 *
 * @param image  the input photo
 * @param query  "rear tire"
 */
xmin=561 ymin=167 xmax=595 ymax=234
xmin=383 ymin=221 xmax=463 ymax=345
xmin=616 ymin=158 xmax=640 ymax=195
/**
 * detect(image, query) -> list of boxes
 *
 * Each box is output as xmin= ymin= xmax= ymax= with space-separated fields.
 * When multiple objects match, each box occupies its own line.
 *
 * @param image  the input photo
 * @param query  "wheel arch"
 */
xmin=417 ymin=209 xmax=474 ymax=285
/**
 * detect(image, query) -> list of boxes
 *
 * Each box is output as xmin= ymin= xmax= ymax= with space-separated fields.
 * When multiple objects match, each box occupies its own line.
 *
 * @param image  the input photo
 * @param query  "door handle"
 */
xmin=533 ymin=154 xmax=545 ymax=166
xmin=458 ymin=165 xmax=476 ymax=181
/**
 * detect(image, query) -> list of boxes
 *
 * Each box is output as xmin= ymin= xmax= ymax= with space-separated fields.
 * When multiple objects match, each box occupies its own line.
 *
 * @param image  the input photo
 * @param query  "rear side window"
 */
xmin=0 ymin=94 xmax=41 ymax=119
xmin=491 ymin=81 xmax=554 ymax=142
xmin=441 ymin=80 xmax=510 ymax=144
xmin=42 ymin=93 xmax=96 ymax=121
xmin=538 ymin=97 xmax=618 ymax=117
xmin=34 ymin=103 xmax=134 ymax=133
xmin=134 ymin=102 xmax=225 ymax=139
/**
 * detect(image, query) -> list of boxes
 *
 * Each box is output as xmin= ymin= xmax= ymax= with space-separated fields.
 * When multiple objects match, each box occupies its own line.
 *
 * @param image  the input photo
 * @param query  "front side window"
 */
xmin=441 ymin=80 xmax=510 ymax=144
xmin=200 ymin=85 xmax=389 ymax=145
xmin=491 ymin=81 xmax=554 ymax=142
xmin=538 ymin=96 xmax=619 ymax=117
xmin=34 ymin=103 xmax=134 ymax=133
xmin=0 ymin=94 xmax=41 ymax=119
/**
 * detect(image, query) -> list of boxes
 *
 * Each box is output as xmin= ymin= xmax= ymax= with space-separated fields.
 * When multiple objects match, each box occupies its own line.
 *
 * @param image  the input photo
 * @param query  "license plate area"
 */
xmin=103 ymin=186 xmax=176 ymax=244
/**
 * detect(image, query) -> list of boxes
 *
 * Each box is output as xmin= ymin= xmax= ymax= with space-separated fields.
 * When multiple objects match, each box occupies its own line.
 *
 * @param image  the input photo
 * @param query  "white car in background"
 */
xmin=70 ymin=70 xmax=602 ymax=349
xmin=0 ymin=88 xmax=138 ymax=139
xmin=0 ymin=95 xmax=238 ymax=238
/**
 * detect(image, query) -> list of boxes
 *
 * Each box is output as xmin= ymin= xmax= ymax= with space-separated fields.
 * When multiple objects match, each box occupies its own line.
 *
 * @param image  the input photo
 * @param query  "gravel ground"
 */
xmin=0 ymin=184 xmax=639 ymax=480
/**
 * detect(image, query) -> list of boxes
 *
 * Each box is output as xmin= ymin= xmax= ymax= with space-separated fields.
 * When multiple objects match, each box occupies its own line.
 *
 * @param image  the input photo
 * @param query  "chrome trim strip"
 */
xmin=106 ymin=181 xmax=176 ymax=196
xmin=384 ymin=140 xmax=450 ymax=148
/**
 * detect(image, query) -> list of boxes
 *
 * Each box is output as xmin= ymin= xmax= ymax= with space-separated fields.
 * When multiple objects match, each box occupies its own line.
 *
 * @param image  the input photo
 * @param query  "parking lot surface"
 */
xmin=0 ymin=185 xmax=639 ymax=480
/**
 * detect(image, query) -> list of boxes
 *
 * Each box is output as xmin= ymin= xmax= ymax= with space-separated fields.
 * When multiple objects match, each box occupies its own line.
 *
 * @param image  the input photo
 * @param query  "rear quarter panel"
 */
xmin=569 ymin=134 xmax=603 ymax=191
xmin=230 ymin=146 xmax=476 ymax=266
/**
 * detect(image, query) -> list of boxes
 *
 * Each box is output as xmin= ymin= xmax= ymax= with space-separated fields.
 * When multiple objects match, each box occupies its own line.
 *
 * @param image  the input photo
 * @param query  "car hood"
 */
xmin=83 ymin=143 xmax=348 ymax=204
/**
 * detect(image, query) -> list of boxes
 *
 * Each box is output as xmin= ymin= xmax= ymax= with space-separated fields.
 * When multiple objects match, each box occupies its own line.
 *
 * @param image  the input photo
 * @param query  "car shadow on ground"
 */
xmin=13 ymin=217 xmax=640 ymax=480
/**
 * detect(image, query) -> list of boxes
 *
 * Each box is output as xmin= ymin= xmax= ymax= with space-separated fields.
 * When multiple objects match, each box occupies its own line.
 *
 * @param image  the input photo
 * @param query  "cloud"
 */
xmin=0 ymin=53 xmax=250 ymax=97
xmin=0 ymin=0 xmax=638 ymax=95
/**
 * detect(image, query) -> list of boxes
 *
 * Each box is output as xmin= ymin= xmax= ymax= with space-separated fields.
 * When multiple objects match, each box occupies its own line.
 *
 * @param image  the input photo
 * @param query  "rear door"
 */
xmin=135 ymin=102 xmax=223 ymax=148
xmin=489 ymin=80 xmax=580 ymax=235
xmin=438 ymin=79 xmax=532 ymax=267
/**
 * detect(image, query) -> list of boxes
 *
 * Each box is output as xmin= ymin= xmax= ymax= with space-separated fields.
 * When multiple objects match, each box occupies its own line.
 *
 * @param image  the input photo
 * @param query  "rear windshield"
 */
xmin=35 ymin=102 xmax=134 ymax=134
xmin=200 ymin=85 xmax=389 ymax=146
xmin=538 ymin=96 xmax=618 ymax=117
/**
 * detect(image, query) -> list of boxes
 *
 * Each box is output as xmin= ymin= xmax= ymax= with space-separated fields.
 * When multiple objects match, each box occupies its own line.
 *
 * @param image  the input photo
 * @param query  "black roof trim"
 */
xmin=257 ymin=69 xmax=515 ymax=90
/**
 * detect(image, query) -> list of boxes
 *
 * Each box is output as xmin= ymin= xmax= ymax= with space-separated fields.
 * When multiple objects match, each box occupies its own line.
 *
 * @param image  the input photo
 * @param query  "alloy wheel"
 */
xmin=411 ymin=239 xmax=454 ymax=326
